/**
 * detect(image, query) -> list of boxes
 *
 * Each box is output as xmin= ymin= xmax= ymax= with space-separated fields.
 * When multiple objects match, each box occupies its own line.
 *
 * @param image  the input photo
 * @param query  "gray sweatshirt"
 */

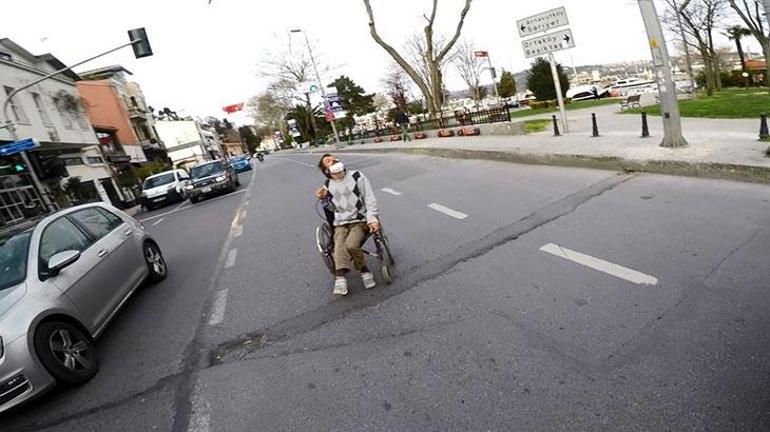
xmin=325 ymin=170 xmax=379 ymax=226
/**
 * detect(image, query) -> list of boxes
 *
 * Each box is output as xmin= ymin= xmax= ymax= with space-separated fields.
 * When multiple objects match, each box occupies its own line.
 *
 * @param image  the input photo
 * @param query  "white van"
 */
xmin=140 ymin=169 xmax=191 ymax=211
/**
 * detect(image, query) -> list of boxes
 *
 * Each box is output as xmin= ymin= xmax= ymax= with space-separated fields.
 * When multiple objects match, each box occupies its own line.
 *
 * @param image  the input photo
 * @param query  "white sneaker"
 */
xmin=362 ymin=272 xmax=376 ymax=289
xmin=333 ymin=277 xmax=348 ymax=295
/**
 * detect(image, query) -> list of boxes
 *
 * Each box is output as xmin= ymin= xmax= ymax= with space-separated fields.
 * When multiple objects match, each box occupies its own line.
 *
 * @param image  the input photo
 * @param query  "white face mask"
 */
xmin=329 ymin=161 xmax=345 ymax=174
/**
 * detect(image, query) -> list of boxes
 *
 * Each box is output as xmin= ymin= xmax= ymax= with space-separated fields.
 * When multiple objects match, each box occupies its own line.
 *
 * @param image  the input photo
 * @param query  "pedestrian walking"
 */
xmin=395 ymin=107 xmax=411 ymax=141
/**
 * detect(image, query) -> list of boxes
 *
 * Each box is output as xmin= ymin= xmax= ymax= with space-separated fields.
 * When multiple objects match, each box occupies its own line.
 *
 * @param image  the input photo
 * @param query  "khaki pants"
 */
xmin=333 ymin=223 xmax=368 ymax=272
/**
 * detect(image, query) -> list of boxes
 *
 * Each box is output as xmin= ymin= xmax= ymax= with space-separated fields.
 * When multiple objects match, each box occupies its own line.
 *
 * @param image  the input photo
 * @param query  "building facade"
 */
xmin=0 ymin=39 xmax=125 ymax=224
xmin=154 ymin=120 xmax=212 ymax=169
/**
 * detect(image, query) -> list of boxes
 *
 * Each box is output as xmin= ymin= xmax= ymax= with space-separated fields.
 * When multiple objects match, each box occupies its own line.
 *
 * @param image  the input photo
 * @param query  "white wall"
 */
xmin=0 ymin=47 xmax=98 ymax=146
xmin=155 ymin=120 xmax=209 ymax=164
xmin=60 ymin=146 xmax=123 ymax=204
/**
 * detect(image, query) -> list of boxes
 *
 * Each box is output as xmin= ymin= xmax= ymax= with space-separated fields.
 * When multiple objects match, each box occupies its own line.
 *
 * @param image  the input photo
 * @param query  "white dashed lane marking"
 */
xmin=224 ymin=248 xmax=238 ymax=269
xmin=381 ymin=188 xmax=403 ymax=196
xmin=427 ymin=203 xmax=468 ymax=220
xmin=539 ymin=243 xmax=659 ymax=285
xmin=208 ymin=289 xmax=229 ymax=326
xmin=151 ymin=218 xmax=164 ymax=227
xmin=234 ymin=225 xmax=243 ymax=238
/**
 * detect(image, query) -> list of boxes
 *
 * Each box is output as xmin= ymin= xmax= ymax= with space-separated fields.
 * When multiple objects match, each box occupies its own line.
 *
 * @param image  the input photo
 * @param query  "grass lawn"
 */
xmin=624 ymin=88 xmax=770 ymax=119
xmin=509 ymin=98 xmax=619 ymax=119
xmin=523 ymin=119 xmax=551 ymax=133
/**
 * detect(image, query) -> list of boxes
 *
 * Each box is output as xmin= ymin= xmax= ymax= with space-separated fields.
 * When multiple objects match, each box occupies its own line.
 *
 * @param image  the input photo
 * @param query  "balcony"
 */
xmin=128 ymin=106 xmax=150 ymax=119
xmin=140 ymin=138 xmax=164 ymax=150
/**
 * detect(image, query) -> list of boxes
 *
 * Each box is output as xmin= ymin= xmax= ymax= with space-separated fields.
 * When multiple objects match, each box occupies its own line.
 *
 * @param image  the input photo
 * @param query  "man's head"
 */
xmin=318 ymin=154 xmax=345 ymax=180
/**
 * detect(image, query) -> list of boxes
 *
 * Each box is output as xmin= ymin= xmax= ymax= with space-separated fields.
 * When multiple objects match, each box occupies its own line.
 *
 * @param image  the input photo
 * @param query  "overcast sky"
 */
xmin=3 ymin=0 xmax=764 ymax=123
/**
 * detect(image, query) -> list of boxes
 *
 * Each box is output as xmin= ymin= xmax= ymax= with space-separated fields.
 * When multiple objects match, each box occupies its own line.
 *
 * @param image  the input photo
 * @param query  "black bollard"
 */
xmin=591 ymin=113 xmax=600 ymax=137
xmin=641 ymin=111 xmax=650 ymax=138
xmin=552 ymin=115 xmax=560 ymax=136
xmin=760 ymin=113 xmax=769 ymax=140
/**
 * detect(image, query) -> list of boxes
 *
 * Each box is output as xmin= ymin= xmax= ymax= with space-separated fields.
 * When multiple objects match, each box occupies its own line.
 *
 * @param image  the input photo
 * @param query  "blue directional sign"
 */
xmin=0 ymin=138 xmax=40 ymax=156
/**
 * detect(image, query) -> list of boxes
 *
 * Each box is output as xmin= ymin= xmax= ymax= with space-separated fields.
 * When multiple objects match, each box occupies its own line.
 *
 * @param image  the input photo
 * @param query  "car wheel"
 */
xmin=190 ymin=196 xmax=198 ymax=204
xmin=34 ymin=321 xmax=99 ymax=386
xmin=144 ymin=241 xmax=167 ymax=283
xmin=235 ymin=177 xmax=241 ymax=187
xmin=145 ymin=203 xmax=154 ymax=212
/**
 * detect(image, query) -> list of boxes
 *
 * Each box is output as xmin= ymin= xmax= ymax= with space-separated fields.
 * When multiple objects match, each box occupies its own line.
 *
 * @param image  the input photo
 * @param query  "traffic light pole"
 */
xmin=0 ymin=39 xmax=141 ymax=213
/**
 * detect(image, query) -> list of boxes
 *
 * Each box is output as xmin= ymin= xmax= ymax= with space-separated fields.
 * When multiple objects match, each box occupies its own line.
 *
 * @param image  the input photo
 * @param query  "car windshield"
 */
xmin=230 ymin=156 xmax=247 ymax=163
xmin=191 ymin=162 xmax=224 ymax=179
xmin=0 ymin=231 xmax=31 ymax=291
xmin=143 ymin=173 xmax=175 ymax=189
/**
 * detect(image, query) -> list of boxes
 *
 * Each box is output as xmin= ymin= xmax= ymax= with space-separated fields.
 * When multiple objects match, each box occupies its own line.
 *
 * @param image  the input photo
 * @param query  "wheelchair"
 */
xmin=315 ymin=200 xmax=395 ymax=284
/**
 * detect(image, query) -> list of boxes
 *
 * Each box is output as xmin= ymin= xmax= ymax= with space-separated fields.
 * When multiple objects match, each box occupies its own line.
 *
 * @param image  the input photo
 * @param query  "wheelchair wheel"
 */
xmin=380 ymin=230 xmax=394 ymax=266
xmin=315 ymin=224 xmax=335 ymax=274
xmin=376 ymin=234 xmax=394 ymax=284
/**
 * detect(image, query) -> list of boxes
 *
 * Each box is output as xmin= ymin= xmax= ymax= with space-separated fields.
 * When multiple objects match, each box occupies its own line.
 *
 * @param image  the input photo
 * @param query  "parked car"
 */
xmin=228 ymin=155 xmax=252 ymax=173
xmin=186 ymin=160 xmax=239 ymax=203
xmin=0 ymin=203 xmax=167 ymax=414
xmin=140 ymin=170 xmax=190 ymax=211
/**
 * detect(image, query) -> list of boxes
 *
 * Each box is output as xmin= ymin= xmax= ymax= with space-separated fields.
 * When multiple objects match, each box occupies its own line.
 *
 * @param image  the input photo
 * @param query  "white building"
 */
xmin=0 ymin=39 xmax=124 ymax=223
xmin=154 ymin=120 xmax=212 ymax=168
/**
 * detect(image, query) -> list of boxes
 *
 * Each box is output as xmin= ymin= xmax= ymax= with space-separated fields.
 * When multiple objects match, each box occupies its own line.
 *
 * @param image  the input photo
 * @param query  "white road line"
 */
xmin=381 ymin=187 xmax=403 ymax=196
xmin=151 ymin=218 xmax=164 ymax=227
xmin=427 ymin=203 xmax=468 ymax=220
xmin=187 ymin=391 xmax=212 ymax=432
xmin=240 ymin=209 xmax=248 ymax=219
xmin=234 ymin=224 xmax=243 ymax=238
xmin=224 ymin=248 xmax=238 ymax=269
xmin=539 ymin=243 xmax=659 ymax=286
xmin=138 ymin=190 xmax=247 ymax=222
xmin=173 ymin=201 xmax=189 ymax=211
xmin=208 ymin=289 xmax=229 ymax=326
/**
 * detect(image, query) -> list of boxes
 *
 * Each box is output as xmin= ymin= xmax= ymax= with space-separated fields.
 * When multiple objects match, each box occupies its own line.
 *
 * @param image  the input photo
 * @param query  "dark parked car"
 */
xmin=186 ymin=160 xmax=239 ymax=203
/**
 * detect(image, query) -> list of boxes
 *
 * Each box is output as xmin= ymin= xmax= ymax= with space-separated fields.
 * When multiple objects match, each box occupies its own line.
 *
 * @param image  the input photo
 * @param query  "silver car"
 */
xmin=0 ymin=203 xmax=167 ymax=414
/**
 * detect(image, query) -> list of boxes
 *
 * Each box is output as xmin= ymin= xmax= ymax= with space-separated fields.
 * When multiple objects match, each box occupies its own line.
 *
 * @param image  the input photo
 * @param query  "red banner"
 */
xmin=474 ymin=50 xmax=488 ymax=58
xmin=222 ymin=103 xmax=244 ymax=113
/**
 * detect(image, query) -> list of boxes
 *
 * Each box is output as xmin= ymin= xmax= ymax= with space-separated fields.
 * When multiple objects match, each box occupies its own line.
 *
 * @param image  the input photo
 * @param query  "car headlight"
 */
xmin=215 ymin=176 xmax=227 ymax=182
xmin=185 ymin=185 xmax=194 ymax=191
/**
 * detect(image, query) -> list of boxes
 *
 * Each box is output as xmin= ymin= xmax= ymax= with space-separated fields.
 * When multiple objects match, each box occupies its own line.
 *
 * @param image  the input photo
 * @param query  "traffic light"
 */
xmin=13 ymin=163 xmax=24 ymax=173
xmin=128 ymin=28 xmax=153 ymax=59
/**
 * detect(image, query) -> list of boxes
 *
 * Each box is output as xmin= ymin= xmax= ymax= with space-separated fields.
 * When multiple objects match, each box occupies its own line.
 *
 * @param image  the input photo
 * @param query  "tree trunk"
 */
xmin=736 ymin=39 xmax=747 ymax=72
xmin=305 ymin=93 xmax=317 ymax=140
xmin=700 ymin=47 xmax=715 ymax=96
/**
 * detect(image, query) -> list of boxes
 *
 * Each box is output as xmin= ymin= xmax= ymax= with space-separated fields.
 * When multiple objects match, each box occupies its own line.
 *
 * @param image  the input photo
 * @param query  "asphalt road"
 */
xmin=3 ymin=153 xmax=770 ymax=431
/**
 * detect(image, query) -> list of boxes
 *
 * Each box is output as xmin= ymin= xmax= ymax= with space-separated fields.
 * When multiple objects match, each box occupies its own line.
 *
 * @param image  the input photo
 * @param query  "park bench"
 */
xmin=619 ymin=94 xmax=641 ymax=110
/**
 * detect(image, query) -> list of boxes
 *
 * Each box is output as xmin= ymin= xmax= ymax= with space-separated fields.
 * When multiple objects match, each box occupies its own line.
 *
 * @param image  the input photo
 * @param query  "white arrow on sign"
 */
xmin=521 ymin=28 xmax=575 ymax=59
xmin=517 ymin=7 xmax=569 ymax=38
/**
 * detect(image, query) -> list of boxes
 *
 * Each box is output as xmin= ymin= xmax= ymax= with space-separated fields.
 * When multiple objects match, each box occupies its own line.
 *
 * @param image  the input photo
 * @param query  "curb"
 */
xmin=331 ymin=146 xmax=770 ymax=184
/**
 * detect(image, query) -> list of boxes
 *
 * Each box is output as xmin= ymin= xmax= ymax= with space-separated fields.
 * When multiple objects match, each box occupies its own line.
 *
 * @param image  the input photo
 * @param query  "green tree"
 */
xmin=238 ymin=126 xmax=262 ymax=154
xmin=328 ymin=75 xmax=375 ymax=135
xmin=497 ymin=69 xmax=517 ymax=98
xmin=526 ymin=58 xmax=569 ymax=101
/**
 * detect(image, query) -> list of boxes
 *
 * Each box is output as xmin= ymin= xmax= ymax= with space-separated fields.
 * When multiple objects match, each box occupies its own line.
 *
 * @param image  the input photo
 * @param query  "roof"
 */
xmin=0 ymin=38 xmax=80 ymax=81
xmin=78 ymin=65 xmax=133 ymax=80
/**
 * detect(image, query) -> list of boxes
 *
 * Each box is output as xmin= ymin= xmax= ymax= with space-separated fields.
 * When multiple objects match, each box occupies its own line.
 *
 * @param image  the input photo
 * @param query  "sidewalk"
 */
xmin=300 ymin=101 xmax=770 ymax=184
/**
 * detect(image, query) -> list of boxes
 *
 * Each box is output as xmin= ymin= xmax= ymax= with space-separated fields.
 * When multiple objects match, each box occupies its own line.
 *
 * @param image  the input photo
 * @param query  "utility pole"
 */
xmin=291 ymin=29 xmax=341 ymax=145
xmin=548 ymin=53 xmax=569 ymax=133
xmin=763 ymin=0 xmax=770 ymax=94
xmin=1 ymin=29 xmax=153 ymax=212
xmin=672 ymin=0 xmax=696 ymax=94
xmin=485 ymin=55 xmax=500 ymax=102
xmin=637 ymin=0 xmax=688 ymax=147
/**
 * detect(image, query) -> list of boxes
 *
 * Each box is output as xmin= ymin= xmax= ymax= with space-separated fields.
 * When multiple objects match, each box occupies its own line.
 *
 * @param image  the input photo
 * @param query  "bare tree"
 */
xmin=380 ymin=63 xmax=413 ymax=109
xmin=665 ymin=0 xmax=727 ymax=95
xmin=452 ymin=39 xmax=485 ymax=105
xmin=726 ymin=0 xmax=769 ymax=91
xmin=258 ymin=34 xmax=321 ymax=139
xmin=362 ymin=0 xmax=473 ymax=116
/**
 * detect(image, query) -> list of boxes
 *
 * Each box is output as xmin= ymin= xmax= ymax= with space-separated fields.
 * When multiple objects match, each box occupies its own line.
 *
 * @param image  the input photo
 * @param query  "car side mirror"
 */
xmin=47 ymin=250 xmax=81 ymax=278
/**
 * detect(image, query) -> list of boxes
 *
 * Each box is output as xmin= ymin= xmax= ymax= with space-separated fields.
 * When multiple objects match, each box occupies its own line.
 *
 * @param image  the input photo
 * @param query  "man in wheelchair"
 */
xmin=315 ymin=154 xmax=380 ymax=295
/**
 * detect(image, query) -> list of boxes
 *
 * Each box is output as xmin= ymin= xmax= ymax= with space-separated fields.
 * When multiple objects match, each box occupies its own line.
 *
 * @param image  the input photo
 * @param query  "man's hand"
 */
xmin=368 ymin=221 xmax=380 ymax=233
xmin=315 ymin=186 xmax=328 ymax=199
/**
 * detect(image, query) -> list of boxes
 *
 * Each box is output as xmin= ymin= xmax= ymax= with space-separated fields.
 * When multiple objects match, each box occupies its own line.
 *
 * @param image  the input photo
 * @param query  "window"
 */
xmin=0 ymin=52 xmax=11 ymax=61
xmin=52 ymin=97 xmax=74 ymax=130
xmin=4 ymin=86 xmax=29 ymax=123
xmin=130 ymin=96 xmax=138 ymax=107
xmin=38 ymin=217 xmax=92 ymax=276
xmin=75 ymin=111 xmax=90 ymax=130
xmin=63 ymin=157 xmax=84 ymax=166
xmin=32 ymin=93 xmax=52 ymax=125
xmin=69 ymin=207 xmax=119 ymax=240
xmin=96 ymin=208 xmax=124 ymax=230
xmin=86 ymin=156 xmax=104 ymax=164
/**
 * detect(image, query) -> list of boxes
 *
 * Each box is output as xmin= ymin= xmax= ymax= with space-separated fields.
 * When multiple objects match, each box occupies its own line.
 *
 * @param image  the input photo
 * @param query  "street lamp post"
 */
xmin=290 ymin=29 xmax=341 ymax=146
xmin=1 ymin=29 xmax=153 ymax=212
xmin=637 ymin=0 xmax=688 ymax=147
